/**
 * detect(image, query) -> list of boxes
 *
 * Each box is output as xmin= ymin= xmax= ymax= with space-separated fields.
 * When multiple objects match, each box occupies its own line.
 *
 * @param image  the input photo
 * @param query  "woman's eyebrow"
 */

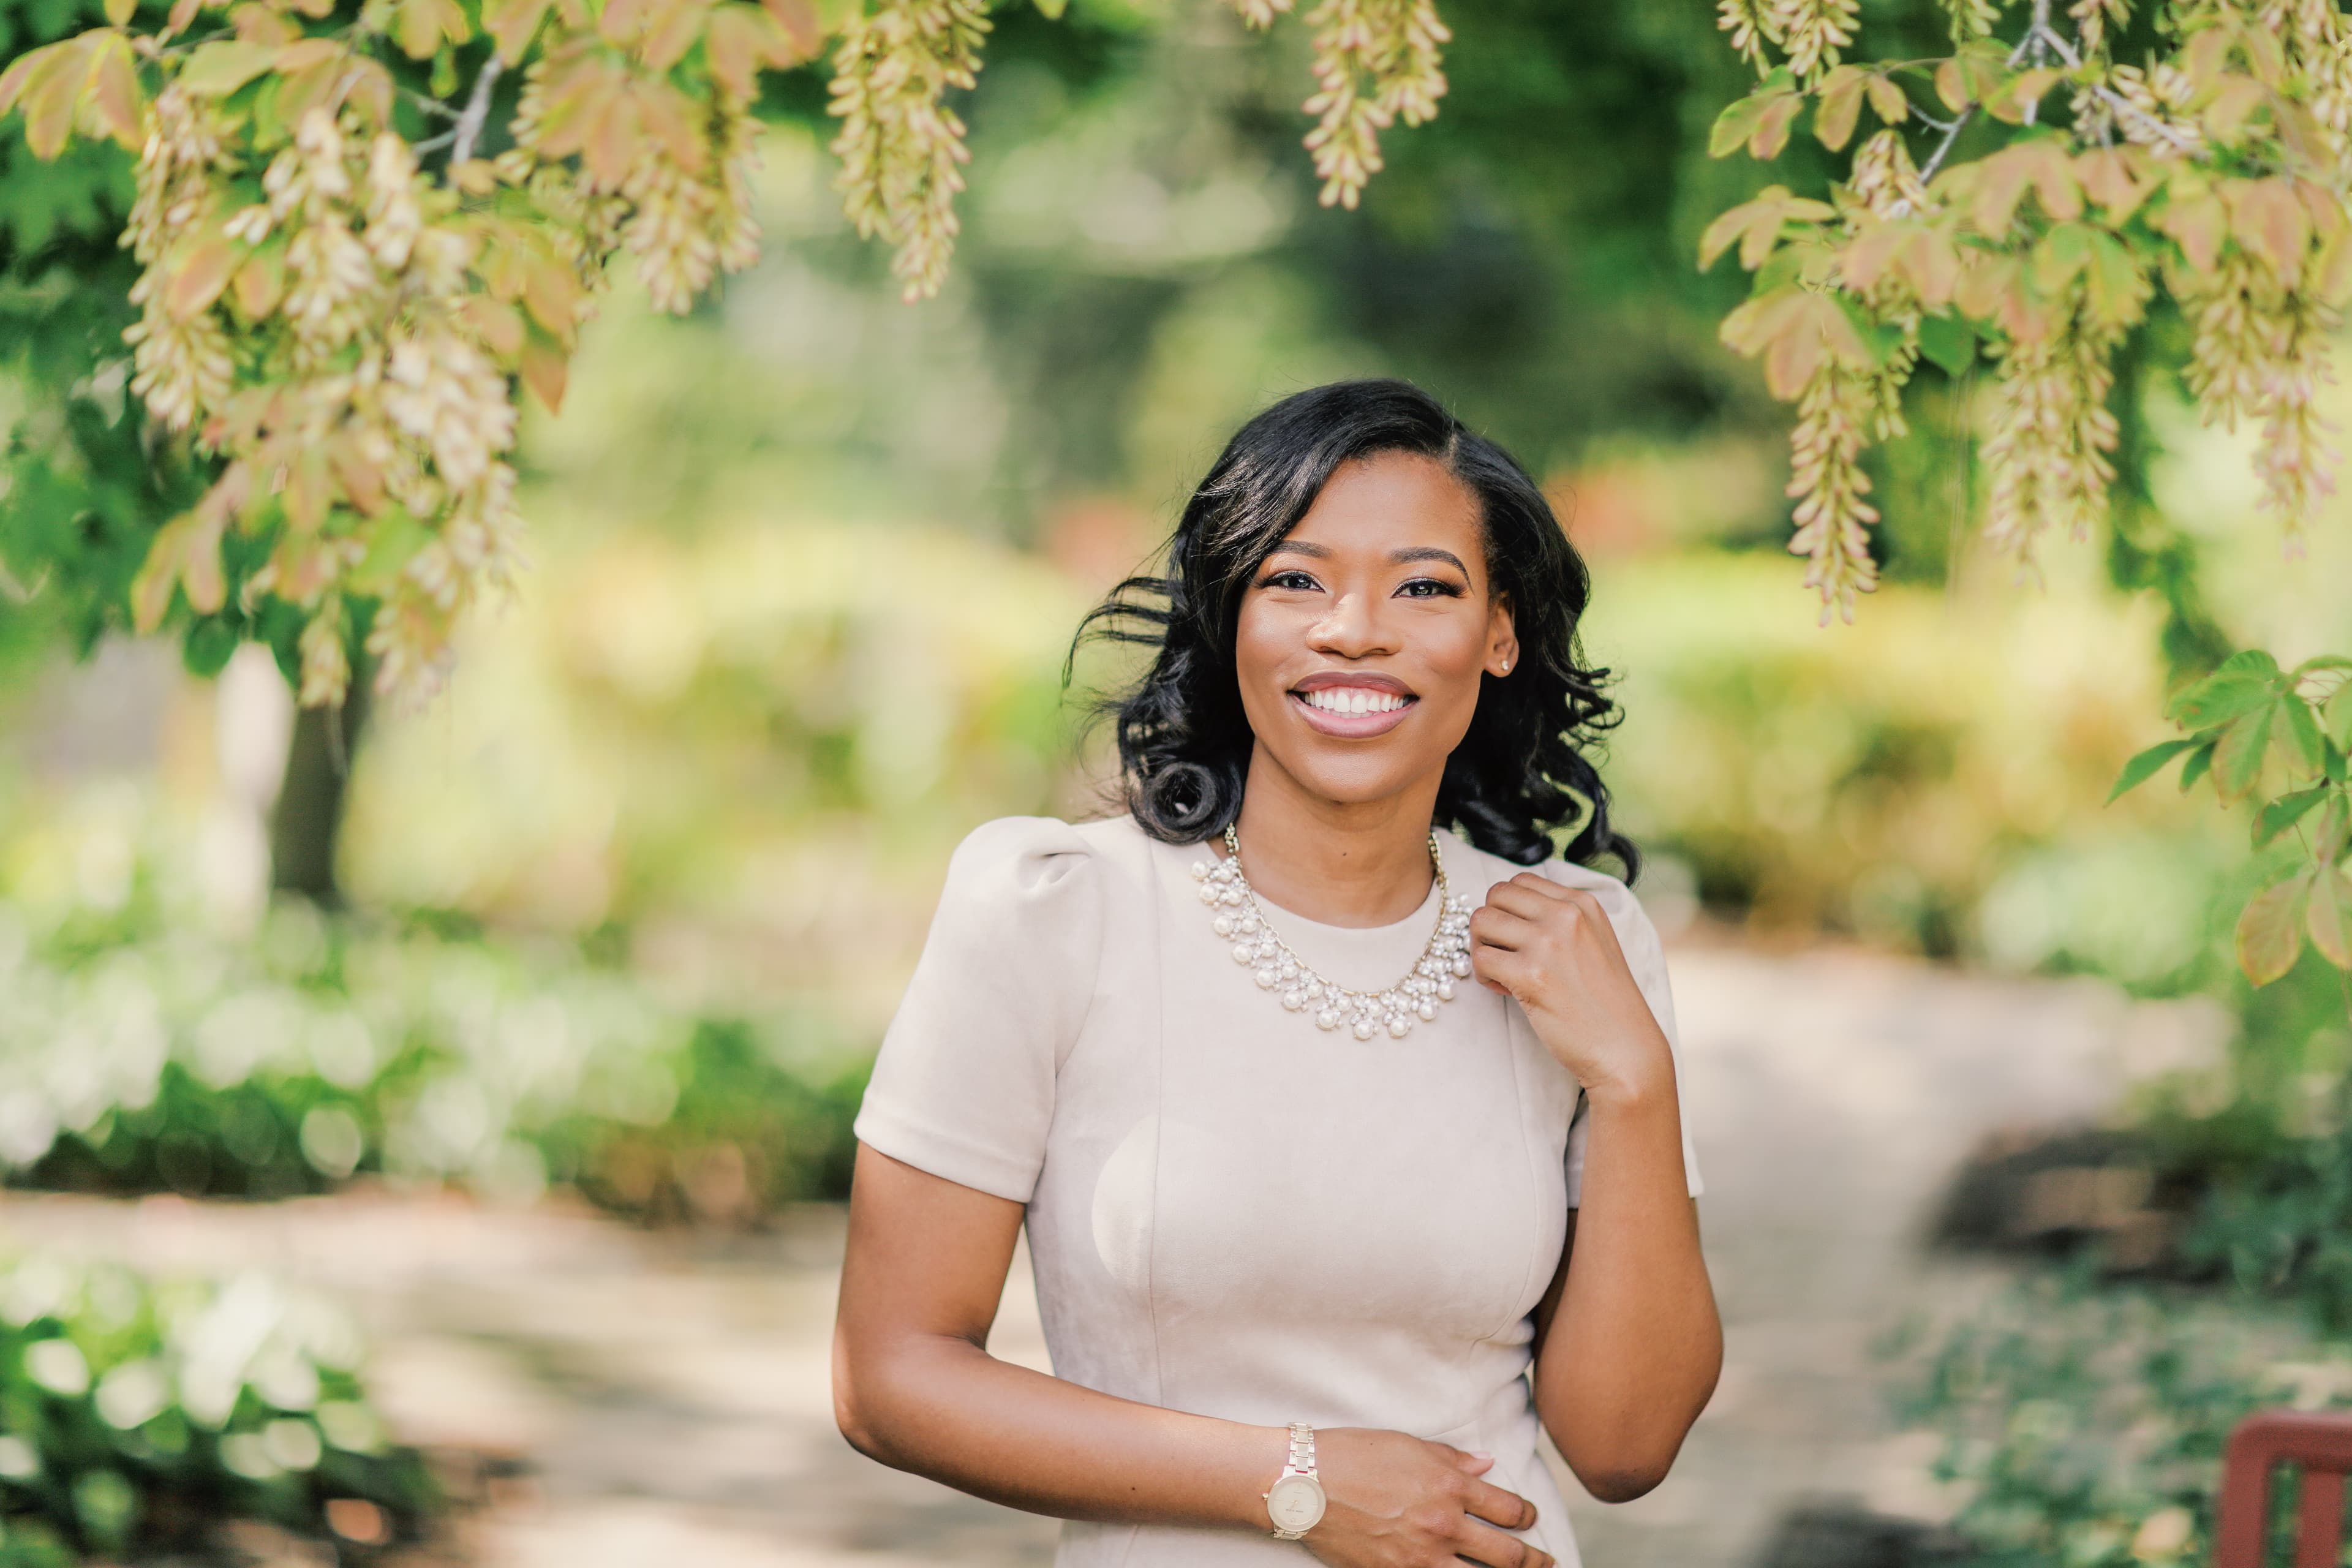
xmin=1264 ymin=541 xmax=1469 ymax=574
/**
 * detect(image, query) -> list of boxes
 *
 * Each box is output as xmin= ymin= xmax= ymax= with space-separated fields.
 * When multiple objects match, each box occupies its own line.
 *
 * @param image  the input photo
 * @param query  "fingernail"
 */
xmin=1469 ymin=1450 xmax=1491 ymax=1461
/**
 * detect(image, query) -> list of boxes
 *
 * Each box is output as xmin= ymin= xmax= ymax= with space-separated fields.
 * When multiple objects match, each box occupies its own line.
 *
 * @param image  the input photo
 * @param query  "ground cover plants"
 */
xmin=0 ymin=1248 xmax=432 ymax=1564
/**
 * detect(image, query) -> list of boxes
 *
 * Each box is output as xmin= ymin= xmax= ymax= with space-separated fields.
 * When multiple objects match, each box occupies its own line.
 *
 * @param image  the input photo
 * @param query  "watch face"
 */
xmin=1267 ymin=1474 xmax=1326 ymax=1534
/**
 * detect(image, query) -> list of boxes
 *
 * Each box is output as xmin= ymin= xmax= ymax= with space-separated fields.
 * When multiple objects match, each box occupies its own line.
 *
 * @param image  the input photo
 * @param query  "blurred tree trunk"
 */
xmin=270 ymin=685 xmax=369 ymax=908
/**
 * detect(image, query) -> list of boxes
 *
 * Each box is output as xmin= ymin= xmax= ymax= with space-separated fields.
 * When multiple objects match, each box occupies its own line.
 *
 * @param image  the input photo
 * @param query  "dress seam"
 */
xmin=1126 ymin=825 xmax=1171 ymax=1568
xmin=1492 ymin=974 xmax=1552 ymax=1348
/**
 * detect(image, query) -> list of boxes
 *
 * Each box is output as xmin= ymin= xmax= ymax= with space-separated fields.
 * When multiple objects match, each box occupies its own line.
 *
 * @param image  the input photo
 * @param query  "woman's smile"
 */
xmin=1289 ymin=671 xmax=1419 ymax=737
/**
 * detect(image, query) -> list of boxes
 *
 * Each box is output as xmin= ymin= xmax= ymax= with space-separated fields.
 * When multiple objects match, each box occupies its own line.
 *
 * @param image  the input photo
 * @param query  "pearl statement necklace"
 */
xmin=1192 ymin=823 xmax=1476 ymax=1040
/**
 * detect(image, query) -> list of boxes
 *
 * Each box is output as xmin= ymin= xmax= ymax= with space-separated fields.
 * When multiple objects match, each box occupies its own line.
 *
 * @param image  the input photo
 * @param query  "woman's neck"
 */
xmin=1225 ymin=750 xmax=1444 ymax=928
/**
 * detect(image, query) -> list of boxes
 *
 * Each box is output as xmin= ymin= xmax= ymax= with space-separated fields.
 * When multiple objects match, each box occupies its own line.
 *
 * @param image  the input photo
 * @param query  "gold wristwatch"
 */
xmin=1263 ymin=1422 xmax=1326 ymax=1540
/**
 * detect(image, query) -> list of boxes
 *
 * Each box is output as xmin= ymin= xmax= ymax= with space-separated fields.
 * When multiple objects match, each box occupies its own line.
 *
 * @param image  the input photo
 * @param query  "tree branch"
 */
xmin=2019 ymin=0 xmax=2054 ymax=123
xmin=449 ymin=53 xmax=504 ymax=169
xmin=1910 ymin=106 xmax=1977 ymax=192
xmin=403 ymin=90 xmax=462 ymax=121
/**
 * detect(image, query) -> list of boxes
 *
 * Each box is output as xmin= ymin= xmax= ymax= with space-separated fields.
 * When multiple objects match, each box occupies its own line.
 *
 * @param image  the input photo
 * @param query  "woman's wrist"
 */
xmin=1575 ymin=1030 xmax=1677 ymax=1114
xmin=1222 ymin=1422 xmax=1295 ymax=1531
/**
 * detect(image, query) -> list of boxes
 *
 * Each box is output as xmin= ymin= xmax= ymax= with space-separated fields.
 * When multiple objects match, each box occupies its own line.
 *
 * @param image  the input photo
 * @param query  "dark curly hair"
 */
xmin=1068 ymin=378 xmax=1638 ymax=877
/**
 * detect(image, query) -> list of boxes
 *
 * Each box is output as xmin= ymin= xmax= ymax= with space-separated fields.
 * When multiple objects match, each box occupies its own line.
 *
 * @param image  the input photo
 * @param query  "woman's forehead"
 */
xmin=1287 ymin=451 xmax=1482 ymax=546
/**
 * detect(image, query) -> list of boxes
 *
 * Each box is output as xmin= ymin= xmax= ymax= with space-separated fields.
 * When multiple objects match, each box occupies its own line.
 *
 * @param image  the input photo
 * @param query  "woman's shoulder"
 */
xmin=940 ymin=810 xmax=1158 ymax=909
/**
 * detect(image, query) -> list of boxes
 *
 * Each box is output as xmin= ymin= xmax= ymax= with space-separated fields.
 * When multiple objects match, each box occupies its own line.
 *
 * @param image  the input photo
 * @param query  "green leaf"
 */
xmin=2214 ymin=704 xmax=2275 ymax=801
xmin=1710 ymin=74 xmax=1803 ymax=160
xmin=1834 ymin=293 xmax=1903 ymax=368
xmin=1916 ymin=311 xmax=1975 ymax=375
xmin=1710 ymin=93 xmax=1771 ymax=159
xmin=2108 ymin=738 xmax=2198 ymax=803
xmin=345 ymin=510 xmax=432 ymax=595
xmin=2255 ymin=785 xmax=2329 ymax=846
xmin=2331 ymin=683 xmax=2352 ymax=750
xmin=181 ymin=614 xmax=238 ymax=677
xmin=2290 ymin=654 xmax=2352 ymax=679
xmin=2310 ymin=867 xmax=2352 ymax=969
xmin=2180 ymin=742 xmax=2216 ymax=794
xmin=2081 ymin=229 xmax=2143 ymax=329
xmin=1754 ymin=245 xmax=1811 ymax=293
xmin=2238 ymin=872 xmax=2313 ymax=986
xmin=2168 ymin=668 xmax=2281 ymax=731
xmin=178 ymin=40 xmax=276 ymax=97
xmin=2320 ymin=796 xmax=2350 ymax=864
xmin=1814 ymin=66 xmax=1866 ymax=152
xmin=2283 ymin=695 xmax=2326 ymax=775
xmin=2328 ymin=736 xmax=2346 ymax=785
xmin=1033 ymin=0 xmax=1066 ymax=15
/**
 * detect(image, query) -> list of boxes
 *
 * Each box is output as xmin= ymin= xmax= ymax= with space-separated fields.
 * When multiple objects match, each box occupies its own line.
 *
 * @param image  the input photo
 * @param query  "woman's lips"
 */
xmin=1289 ymin=688 xmax=1416 ymax=737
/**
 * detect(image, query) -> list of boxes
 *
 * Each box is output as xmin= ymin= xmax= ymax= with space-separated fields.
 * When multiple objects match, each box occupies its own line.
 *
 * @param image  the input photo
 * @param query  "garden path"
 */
xmin=0 ymin=937 xmax=2229 ymax=1568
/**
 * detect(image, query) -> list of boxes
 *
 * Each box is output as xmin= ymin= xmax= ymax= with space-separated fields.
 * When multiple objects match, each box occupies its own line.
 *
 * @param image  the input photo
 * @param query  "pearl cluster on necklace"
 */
xmin=1191 ymin=823 xmax=1476 ymax=1040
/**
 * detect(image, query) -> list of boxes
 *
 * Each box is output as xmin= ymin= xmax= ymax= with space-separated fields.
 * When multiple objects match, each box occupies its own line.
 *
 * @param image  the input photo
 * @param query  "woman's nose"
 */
xmin=1310 ymin=590 xmax=1395 ymax=657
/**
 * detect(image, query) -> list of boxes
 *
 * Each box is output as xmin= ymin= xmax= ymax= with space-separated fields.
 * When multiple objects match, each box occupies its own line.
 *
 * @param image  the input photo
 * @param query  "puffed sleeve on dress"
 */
xmin=852 ymin=815 xmax=1104 ymax=1205
xmin=1537 ymin=866 xmax=1706 ymax=1204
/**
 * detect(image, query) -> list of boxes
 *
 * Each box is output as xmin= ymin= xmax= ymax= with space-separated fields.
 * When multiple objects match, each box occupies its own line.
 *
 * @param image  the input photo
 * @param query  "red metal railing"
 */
xmin=2216 ymin=1411 xmax=2352 ymax=1568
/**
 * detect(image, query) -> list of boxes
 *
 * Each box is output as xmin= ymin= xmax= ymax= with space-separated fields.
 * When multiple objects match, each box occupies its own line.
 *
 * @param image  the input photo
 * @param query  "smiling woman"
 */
xmin=831 ymin=380 xmax=1719 ymax=1568
xmin=1081 ymin=383 xmax=1635 ymax=881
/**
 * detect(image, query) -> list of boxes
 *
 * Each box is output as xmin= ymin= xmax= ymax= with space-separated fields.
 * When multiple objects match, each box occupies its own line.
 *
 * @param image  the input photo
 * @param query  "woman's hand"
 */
xmin=1467 ymin=874 xmax=1671 ymax=1105
xmin=1298 ymin=1428 xmax=1551 ymax=1568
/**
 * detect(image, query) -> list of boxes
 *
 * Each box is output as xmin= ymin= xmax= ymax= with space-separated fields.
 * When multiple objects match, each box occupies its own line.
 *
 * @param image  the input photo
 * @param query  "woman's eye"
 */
xmin=1264 ymin=570 xmax=1319 ymax=590
xmin=1398 ymin=578 xmax=1463 ymax=598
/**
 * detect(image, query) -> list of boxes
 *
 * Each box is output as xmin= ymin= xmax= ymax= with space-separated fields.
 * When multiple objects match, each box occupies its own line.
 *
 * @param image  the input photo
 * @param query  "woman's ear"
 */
xmin=1488 ymin=591 xmax=1520 ymax=677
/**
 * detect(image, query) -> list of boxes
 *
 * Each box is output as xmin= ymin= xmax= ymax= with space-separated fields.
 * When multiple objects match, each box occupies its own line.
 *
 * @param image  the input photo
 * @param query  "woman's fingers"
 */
xmin=1468 ymin=902 xmax=1540 ymax=952
xmin=1453 ymin=1515 xmax=1553 ymax=1568
xmin=1446 ymin=1446 xmax=1496 ymax=1473
xmin=1471 ymin=940 xmax=1531 ymax=999
xmin=1460 ymin=1475 xmax=1538 ymax=1531
xmin=1483 ymin=876 xmax=1569 ymax=918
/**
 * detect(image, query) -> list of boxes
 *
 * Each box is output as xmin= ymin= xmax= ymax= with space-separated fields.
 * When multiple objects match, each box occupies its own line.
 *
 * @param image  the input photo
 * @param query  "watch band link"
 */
xmin=1270 ymin=1422 xmax=1320 ymax=1540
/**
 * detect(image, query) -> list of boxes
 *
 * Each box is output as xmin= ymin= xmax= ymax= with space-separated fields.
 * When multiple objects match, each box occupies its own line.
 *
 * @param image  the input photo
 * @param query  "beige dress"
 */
xmin=854 ymin=811 xmax=1704 ymax=1567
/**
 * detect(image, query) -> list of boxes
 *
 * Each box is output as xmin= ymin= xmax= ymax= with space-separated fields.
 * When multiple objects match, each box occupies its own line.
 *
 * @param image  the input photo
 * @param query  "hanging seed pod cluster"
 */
xmin=0 ymin=0 xmax=1455 ymax=711
xmin=1704 ymin=0 xmax=2352 ymax=625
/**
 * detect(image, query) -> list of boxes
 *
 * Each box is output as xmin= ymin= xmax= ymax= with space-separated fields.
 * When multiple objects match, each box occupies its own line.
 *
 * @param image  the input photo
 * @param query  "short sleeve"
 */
xmin=1542 ymin=868 xmax=1705 ymax=1205
xmin=853 ymin=816 xmax=1103 ymax=1204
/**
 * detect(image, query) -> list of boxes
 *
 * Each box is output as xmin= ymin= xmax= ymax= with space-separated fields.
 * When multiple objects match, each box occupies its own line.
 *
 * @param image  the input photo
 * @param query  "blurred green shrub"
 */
xmin=540 ymin=1020 xmax=868 ymax=1227
xmin=2109 ymin=1085 xmax=2352 ymax=1336
xmin=1895 ymin=1268 xmax=2352 ymax=1568
xmin=1891 ymin=1269 xmax=2352 ymax=1568
xmin=1586 ymin=552 xmax=2236 ymax=973
xmin=0 ymin=876 xmax=863 ymax=1221
xmin=0 ymin=1251 xmax=431 ymax=1562
xmin=340 ymin=514 xmax=1098 ymax=941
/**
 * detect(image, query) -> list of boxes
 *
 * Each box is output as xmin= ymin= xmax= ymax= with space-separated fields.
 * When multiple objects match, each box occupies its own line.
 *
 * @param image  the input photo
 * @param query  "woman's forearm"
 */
xmin=834 ymin=1147 xmax=1293 ymax=1530
xmin=1531 ymin=1077 xmax=1721 ymax=1501
xmin=835 ymin=1327 xmax=1287 ymax=1527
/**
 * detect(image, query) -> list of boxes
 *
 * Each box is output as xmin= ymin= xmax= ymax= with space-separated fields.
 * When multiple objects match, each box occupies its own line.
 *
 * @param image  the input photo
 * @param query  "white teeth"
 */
xmin=1300 ymin=687 xmax=1408 ymax=715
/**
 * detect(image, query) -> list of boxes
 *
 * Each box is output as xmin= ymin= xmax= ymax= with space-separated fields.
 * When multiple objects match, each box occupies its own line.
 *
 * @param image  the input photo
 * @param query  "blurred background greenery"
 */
xmin=10 ymin=0 xmax=2352 ymax=1561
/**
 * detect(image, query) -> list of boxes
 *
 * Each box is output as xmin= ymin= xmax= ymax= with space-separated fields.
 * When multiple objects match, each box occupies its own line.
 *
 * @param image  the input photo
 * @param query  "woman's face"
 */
xmin=1233 ymin=450 xmax=1518 ymax=809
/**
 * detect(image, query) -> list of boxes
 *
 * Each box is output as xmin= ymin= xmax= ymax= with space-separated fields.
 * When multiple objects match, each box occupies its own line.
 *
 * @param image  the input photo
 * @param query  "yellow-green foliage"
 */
xmin=337 ymin=510 xmax=1094 ymax=1015
xmin=0 ymin=0 xmax=1460 ymax=715
xmin=1588 ymin=551 xmax=2231 ymax=959
xmin=1705 ymin=0 xmax=2352 ymax=624
xmin=0 ymin=0 xmax=820 ymax=714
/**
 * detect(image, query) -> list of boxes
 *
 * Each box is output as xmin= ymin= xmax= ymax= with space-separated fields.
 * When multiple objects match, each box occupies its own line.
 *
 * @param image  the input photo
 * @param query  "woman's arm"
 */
xmin=1526 ymin=1147 xmax=1719 ymax=1499
xmin=1469 ymin=876 xmax=1723 ymax=1502
xmin=832 ymin=1143 xmax=1559 ymax=1568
